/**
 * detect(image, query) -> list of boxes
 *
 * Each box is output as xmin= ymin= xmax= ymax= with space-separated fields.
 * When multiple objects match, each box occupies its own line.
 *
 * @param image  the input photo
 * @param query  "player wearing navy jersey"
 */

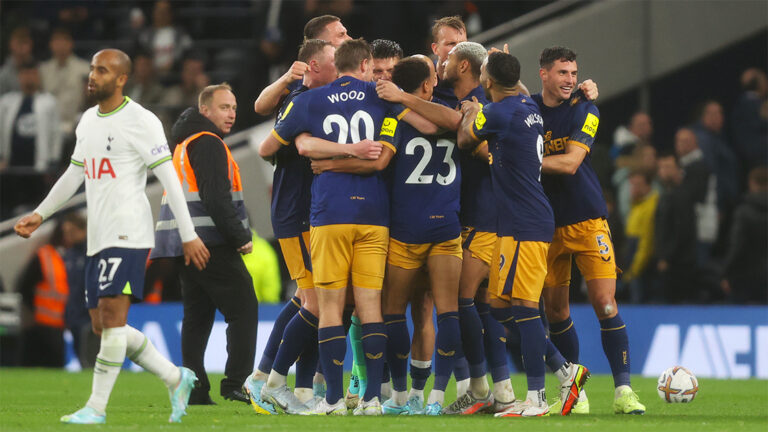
xmin=253 ymin=15 xmax=352 ymax=117
xmin=534 ymin=47 xmax=645 ymax=415
xmin=459 ymin=52 xmax=589 ymax=418
xmin=261 ymin=39 xmax=420 ymax=416
xmin=248 ymin=39 xmax=381 ymax=415
xmin=378 ymin=41 xmax=516 ymax=414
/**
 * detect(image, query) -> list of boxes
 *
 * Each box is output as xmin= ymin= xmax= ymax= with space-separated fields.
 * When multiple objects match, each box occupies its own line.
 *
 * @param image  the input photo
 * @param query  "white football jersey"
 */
xmin=71 ymin=97 xmax=171 ymax=255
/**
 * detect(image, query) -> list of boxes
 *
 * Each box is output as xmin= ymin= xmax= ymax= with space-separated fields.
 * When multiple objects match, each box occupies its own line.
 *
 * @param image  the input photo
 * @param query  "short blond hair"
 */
xmin=198 ymin=82 xmax=233 ymax=108
xmin=431 ymin=16 xmax=465 ymax=42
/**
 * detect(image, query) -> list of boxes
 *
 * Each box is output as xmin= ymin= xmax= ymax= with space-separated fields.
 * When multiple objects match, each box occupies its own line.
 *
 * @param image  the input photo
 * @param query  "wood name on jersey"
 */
xmin=84 ymin=157 xmax=116 ymax=179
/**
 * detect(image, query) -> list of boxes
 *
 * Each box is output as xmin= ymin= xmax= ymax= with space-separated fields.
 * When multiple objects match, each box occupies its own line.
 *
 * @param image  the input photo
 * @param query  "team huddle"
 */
xmin=13 ymin=13 xmax=645 ymax=423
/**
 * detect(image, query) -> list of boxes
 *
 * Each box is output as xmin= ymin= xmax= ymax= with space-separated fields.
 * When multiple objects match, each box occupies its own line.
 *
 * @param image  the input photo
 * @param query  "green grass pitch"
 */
xmin=1 ymin=369 xmax=766 ymax=431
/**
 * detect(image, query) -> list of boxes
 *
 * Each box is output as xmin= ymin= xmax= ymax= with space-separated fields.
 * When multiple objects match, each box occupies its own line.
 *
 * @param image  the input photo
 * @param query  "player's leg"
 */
xmin=408 ymin=276 xmax=433 ymax=414
xmin=349 ymin=225 xmax=388 ymax=416
xmin=346 ymin=311 xmax=365 ymax=407
xmin=382 ymin=238 xmax=425 ymax=412
xmin=249 ymin=235 xmax=307 ymax=404
xmin=475 ymin=285 xmax=515 ymax=411
xmin=304 ymin=225 xmax=353 ymax=415
xmin=425 ymin=248 xmax=462 ymax=415
xmin=457 ymin=251 xmax=490 ymax=400
xmin=576 ymin=219 xmax=644 ymax=414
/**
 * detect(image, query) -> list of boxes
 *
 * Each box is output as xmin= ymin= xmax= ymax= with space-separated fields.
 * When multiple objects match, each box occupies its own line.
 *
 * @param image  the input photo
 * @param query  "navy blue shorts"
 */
xmin=85 ymin=248 xmax=150 ymax=309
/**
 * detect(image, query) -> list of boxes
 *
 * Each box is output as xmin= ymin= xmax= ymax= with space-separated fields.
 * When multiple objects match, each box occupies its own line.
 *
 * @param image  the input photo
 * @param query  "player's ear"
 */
xmin=539 ymin=67 xmax=546 ymax=81
xmin=430 ymin=42 xmax=438 ymax=56
xmin=116 ymin=73 xmax=128 ymax=88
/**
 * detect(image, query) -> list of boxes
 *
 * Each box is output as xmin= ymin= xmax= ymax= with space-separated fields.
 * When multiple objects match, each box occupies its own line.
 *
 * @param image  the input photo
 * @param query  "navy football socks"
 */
xmin=600 ymin=314 xmax=631 ymax=387
xmin=272 ymin=308 xmax=318 ymax=376
xmin=434 ymin=312 xmax=460 ymax=392
xmin=550 ymin=316 xmax=580 ymax=363
xmin=258 ymin=296 xmax=300 ymax=374
xmin=318 ymin=325 xmax=347 ymax=404
xmin=478 ymin=302 xmax=510 ymax=383
xmin=458 ymin=298 xmax=487 ymax=378
xmin=361 ymin=322 xmax=387 ymax=401
xmin=384 ymin=314 xmax=410 ymax=392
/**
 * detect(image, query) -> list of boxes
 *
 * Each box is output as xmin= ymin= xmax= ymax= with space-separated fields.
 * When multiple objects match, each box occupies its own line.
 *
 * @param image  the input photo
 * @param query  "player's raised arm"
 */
xmin=541 ymin=143 xmax=588 ymax=176
xmin=377 ymin=80 xmax=460 ymax=132
xmin=15 ymin=161 xmax=85 ymax=238
xmin=253 ymin=61 xmax=310 ymax=116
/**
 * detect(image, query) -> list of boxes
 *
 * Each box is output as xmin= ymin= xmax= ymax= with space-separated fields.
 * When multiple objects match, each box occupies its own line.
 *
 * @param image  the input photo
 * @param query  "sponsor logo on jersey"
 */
xmin=379 ymin=117 xmax=397 ymax=137
xmin=150 ymin=144 xmax=170 ymax=155
xmin=84 ymin=158 xmax=116 ymax=179
xmin=581 ymin=113 xmax=599 ymax=137
xmin=474 ymin=110 xmax=487 ymax=130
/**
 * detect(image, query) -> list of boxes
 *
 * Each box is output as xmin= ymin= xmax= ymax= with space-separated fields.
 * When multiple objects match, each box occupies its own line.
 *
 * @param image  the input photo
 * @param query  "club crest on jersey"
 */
xmin=107 ymin=135 xmax=114 ymax=151
xmin=84 ymin=157 xmax=116 ymax=179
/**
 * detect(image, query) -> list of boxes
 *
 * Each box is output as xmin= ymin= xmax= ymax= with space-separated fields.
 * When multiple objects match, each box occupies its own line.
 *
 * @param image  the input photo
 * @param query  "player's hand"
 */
xmin=182 ymin=237 xmax=210 ymax=270
xmin=579 ymin=79 xmax=599 ymax=101
xmin=237 ymin=241 xmax=253 ymax=255
xmin=657 ymin=260 xmax=668 ymax=272
xmin=349 ymin=139 xmax=382 ymax=160
xmin=376 ymin=80 xmax=404 ymax=103
xmin=283 ymin=61 xmax=310 ymax=83
xmin=460 ymin=96 xmax=481 ymax=116
xmin=310 ymin=159 xmax=333 ymax=174
xmin=488 ymin=43 xmax=510 ymax=55
xmin=14 ymin=212 xmax=43 ymax=238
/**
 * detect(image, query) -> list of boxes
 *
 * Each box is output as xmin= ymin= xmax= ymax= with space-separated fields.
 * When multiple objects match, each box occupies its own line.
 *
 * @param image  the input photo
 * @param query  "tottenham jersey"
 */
xmin=71 ymin=97 xmax=172 ymax=255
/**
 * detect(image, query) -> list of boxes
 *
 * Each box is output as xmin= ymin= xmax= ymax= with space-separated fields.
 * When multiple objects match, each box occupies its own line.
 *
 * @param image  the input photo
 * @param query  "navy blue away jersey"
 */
xmin=471 ymin=95 xmax=554 ymax=242
xmin=458 ymin=86 xmax=497 ymax=233
xmin=532 ymin=92 xmax=607 ymax=227
xmin=270 ymin=85 xmax=312 ymax=238
xmin=388 ymin=97 xmax=461 ymax=244
xmin=272 ymin=76 xmax=405 ymax=227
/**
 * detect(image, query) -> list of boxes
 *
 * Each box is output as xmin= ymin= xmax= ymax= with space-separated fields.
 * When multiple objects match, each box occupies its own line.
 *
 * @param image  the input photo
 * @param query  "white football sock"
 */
xmin=125 ymin=325 xmax=180 ymax=388
xmin=408 ymin=388 xmax=424 ymax=400
xmin=266 ymin=370 xmax=287 ymax=388
xmin=456 ymin=378 xmax=469 ymax=397
xmin=578 ymin=388 xmax=588 ymax=402
xmin=492 ymin=378 xmax=515 ymax=403
xmin=615 ymin=385 xmax=631 ymax=399
xmin=254 ymin=370 xmax=268 ymax=380
xmin=313 ymin=372 xmax=325 ymax=385
xmin=392 ymin=390 xmax=408 ymax=406
xmin=381 ymin=381 xmax=392 ymax=399
xmin=294 ymin=387 xmax=313 ymax=403
xmin=469 ymin=376 xmax=489 ymax=398
xmin=427 ymin=389 xmax=445 ymax=405
xmin=553 ymin=362 xmax=571 ymax=385
xmin=86 ymin=327 xmax=127 ymax=414
xmin=527 ymin=389 xmax=546 ymax=406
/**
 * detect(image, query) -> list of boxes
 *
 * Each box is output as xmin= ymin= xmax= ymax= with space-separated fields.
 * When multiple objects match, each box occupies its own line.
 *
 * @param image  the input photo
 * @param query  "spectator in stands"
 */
xmin=692 ymin=100 xmax=740 ymax=217
xmin=731 ymin=68 xmax=768 ymax=171
xmin=0 ymin=61 xmax=61 ymax=218
xmin=40 ymin=28 xmax=90 ymax=137
xmin=613 ymin=143 xmax=658 ymax=223
xmin=655 ymin=152 xmax=697 ymax=303
xmin=125 ymin=51 xmax=165 ymax=108
xmin=18 ymin=216 xmax=73 ymax=367
xmin=160 ymin=55 xmax=210 ymax=132
xmin=59 ymin=212 xmax=98 ymax=368
xmin=674 ymin=127 xmax=717 ymax=268
xmin=722 ymin=166 xmax=768 ymax=304
xmin=136 ymin=0 xmax=193 ymax=76
xmin=611 ymin=111 xmax=653 ymax=160
xmin=622 ymin=170 xmax=659 ymax=303
xmin=0 ymin=27 xmax=35 ymax=96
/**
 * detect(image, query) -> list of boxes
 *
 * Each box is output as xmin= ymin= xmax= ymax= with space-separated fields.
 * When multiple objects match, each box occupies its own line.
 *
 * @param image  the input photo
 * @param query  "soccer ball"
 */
xmin=657 ymin=366 xmax=699 ymax=403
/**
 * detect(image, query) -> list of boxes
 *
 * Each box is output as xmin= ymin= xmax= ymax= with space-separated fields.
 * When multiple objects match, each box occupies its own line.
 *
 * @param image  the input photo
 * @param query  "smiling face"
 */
xmin=201 ymin=89 xmax=237 ymax=134
xmin=372 ymin=57 xmax=398 ymax=82
xmin=432 ymin=25 xmax=466 ymax=77
xmin=540 ymin=59 xmax=578 ymax=104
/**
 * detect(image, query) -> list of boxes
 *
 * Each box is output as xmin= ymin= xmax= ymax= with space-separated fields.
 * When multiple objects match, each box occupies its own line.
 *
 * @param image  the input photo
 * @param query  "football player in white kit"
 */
xmin=14 ymin=49 xmax=210 ymax=424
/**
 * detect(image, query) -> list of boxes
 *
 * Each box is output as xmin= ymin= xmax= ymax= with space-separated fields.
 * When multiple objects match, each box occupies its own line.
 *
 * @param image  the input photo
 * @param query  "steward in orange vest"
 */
xmin=150 ymin=84 xmax=257 ymax=405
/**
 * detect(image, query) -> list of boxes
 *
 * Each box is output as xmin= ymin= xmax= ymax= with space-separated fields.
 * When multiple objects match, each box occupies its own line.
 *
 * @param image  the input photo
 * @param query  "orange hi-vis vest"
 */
xmin=34 ymin=245 xmax=69 ymax=328
xmin=151 ymin=131 xmax=248 ymax=258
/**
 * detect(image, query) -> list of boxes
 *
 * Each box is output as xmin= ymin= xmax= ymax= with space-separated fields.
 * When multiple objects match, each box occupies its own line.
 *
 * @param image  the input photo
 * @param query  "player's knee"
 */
xmin=544 ymin=299 xmax=570 ymax=321
xmin=592 ymin=296 xmax=618 ymax=319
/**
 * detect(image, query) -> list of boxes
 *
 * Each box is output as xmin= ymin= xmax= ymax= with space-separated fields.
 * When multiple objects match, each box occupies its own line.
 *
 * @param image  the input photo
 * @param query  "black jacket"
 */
xmin=655 ymin=183 xmax=697 ymax=267
xmin=171 ymin=108 xmax=250 ymax=249
xmin=723 ymin=191 xmax=768 ymax=302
